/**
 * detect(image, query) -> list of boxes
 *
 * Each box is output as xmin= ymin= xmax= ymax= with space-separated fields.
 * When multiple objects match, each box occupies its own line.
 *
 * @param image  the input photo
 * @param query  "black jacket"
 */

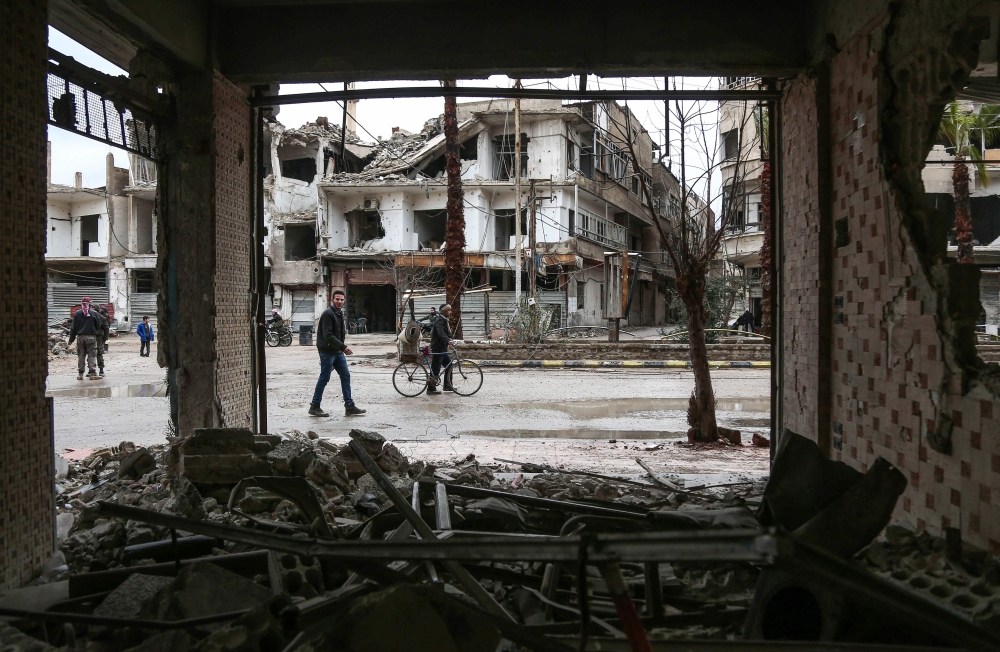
xmin=68 ymin=308 xmax=100 ymax=342
xmin=430 ymin=314 xmax=453 ymax=352
xmin=316 ymin=306 xmax=347 ymax=353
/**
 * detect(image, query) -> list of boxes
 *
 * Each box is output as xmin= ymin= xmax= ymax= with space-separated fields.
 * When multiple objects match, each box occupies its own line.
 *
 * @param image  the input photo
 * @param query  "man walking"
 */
xmin=94 ymin=305 xmax=110 ymax=376
xmin=68 ymin=297 xmax=101 ymax=380
xmin=428 ymin=303 xmax=455 ymax=394
xmin=137 ymin=315 xmax=154 ymax=357
xmin=310 ymin=290 xmax=366 ymax=417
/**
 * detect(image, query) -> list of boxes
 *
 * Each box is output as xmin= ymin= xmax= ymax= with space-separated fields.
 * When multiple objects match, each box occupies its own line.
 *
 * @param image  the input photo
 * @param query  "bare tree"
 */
xmin=376 ymin=256 xmax=442 ymax=330
xmin=611 ymin=83 xmax=762 ymax=442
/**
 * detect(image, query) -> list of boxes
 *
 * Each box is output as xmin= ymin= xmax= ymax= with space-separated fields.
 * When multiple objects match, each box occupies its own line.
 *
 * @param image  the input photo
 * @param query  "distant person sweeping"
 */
xmin=68 ymin=297 xmax=101 ymax=380
xmin=136 ymin=316 xmax=154 ymax=357
xmin=310 ymin=289 xmax=366 ymax=417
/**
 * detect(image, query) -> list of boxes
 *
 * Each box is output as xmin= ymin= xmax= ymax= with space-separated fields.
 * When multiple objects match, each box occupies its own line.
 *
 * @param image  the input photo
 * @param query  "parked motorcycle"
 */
xmin=265 ymin=323 xmax=293 ymax=347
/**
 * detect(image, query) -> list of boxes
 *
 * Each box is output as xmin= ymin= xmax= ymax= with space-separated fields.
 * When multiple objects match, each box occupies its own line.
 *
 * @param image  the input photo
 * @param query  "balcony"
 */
xmin=576 ymin=208 xmax=627 ymax=249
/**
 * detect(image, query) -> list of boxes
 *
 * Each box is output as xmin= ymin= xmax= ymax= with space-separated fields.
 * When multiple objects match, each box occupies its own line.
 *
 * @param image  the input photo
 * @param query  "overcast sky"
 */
xmin=48 ymin=28 xmax=721 ymax=207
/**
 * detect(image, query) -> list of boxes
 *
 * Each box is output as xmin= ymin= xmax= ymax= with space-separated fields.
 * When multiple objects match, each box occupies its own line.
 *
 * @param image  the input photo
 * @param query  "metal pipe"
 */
xmin=254 ymin=87 xmax=782 ymax=107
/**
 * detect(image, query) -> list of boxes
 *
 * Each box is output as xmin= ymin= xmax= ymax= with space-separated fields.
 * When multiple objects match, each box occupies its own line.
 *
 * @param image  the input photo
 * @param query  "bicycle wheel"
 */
xmin=450 ymin=360 xmax=483 ymax=396
xmin=393 ymin=361 xmax=428 ymax=397
xmin=279 ymin=331 xmax=293 ymax=347
xmin=265 ymin=331 xmax=279 ymax=347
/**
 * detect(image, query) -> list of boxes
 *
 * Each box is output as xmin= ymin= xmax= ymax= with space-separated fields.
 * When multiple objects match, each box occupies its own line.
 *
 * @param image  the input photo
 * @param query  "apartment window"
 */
xmin=568 ymin=209 xmax=576 ymax=236
xmin=631 ymin=175 xmax=639 ymax=195
xmin=723 ymin=130 xmax=739 ymax=160
xmin=577 ymin=281 xmax=586 ymax=310
xmin=631 ymin=235 xmax=640 ymax=252
xmin=567 ymin=140 xmax=577 ymax=171
xmin=493 ymin=134 xmax=528 ymax=180
xmin=281 ymin=157 xmax=317 ymax=182
xmin=579 ymin=132 xmax=595 ymax=178
xmin=284 ymin=224 xmax=317 ymax=261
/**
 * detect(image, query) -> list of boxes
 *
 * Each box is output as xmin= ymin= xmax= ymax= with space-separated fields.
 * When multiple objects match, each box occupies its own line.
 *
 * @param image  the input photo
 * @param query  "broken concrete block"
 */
xmin=165 ymin=477 xmax=206 ymax=520
xmin=54 ymin=454 xmax=69 ymax=480
xmin=0 ymin=622 xmax=58 ymax=651
xmin=376 ymin=442 xmax=409 ymax=475
xmin=752 ymin=433 xmax=771 ymax=448
xmin=188 ymin=596 xmax=292 ymax=652
xmin=118 ymin=447 xmax=156 ymax=479
xmin=305 ymin=457 xmax=350 ymax=493
xmin=142 ymin=563 xmax=272 ymax=624
xmin=237 ymin=487 xmax=283 ymax=513
xmin=94 ymin=573 xmax=174 ymax=620
xmin=123 ymin=631 xmax=192 ymax=652
xmin=267 ymin=550 xmax=324 ymax=599
xmin=266 ymin=440 xmax=314 ymax=476
xmin=175 ymin=428 xmax=272 ymax=485
xmin=56 ymin=512 xmax=74 ymax=542
xmin=349 ymin=429 xmax=385 ymax=455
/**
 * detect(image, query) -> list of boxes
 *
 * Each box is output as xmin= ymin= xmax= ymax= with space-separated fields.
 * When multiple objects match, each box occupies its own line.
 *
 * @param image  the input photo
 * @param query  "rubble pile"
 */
xmin=326 ymin=116 xmax=445 ymax=182
xmin=6 ymin=430 xmax=1000 ymax=651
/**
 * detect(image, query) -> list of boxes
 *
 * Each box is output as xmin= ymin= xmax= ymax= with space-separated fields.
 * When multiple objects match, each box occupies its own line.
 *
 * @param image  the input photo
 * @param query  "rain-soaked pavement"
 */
xmin=48 ymin=334 xmax=772 ymax=478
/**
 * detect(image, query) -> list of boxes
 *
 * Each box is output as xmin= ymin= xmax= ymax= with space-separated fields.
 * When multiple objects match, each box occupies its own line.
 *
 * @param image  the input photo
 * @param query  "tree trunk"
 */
xmin=759 ymin=161 xmax=772 ymax=337
xmin=443 ymin=81 xmax=466 ymax=336
xmin=953 ymin=160 xmax=973 ymax=264
xmin=680 ymin=274 xmax=718 ymax=442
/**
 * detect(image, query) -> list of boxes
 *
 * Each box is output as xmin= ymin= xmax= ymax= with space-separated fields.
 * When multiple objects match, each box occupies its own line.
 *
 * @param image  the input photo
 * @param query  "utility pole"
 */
xmin=528 ymin=179 xmax=537 ymax=302
xmin=514 ymin=80 xmax=522 ymax=310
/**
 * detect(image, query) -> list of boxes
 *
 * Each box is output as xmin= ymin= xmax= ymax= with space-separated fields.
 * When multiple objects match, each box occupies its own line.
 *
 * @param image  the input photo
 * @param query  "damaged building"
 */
xmin=265 ymin=100 xmax=692 ymax=333
xmin=45 ymin=148 xmax=158 ymax=330
xmin=9 ymin=0 xmax=1000 ymax=649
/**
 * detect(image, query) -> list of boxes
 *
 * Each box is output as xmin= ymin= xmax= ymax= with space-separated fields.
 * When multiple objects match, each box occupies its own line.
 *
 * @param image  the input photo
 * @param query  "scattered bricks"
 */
xmin=118 ymin=448 xmax=156 ymax=480
xmin=304 ymin=457 xmax=350 ymax=494
xmin=176 ymin=428 xmax=272 ymax=485
xmin=377 ymin=442 xmax=409 ymax=475
xmin=252 ymin=434 xmax=282 ymax=455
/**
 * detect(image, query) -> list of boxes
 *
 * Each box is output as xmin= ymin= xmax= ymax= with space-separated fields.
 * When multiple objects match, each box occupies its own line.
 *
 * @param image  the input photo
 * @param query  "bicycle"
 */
xmin=392 ymin=344 xmax=483 ymax=397
xmin=264 ymin=324 xmax=293 ymax=347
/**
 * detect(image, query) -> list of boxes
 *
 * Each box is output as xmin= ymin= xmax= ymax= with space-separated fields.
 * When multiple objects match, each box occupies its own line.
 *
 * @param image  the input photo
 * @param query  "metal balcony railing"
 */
xmin=576 ymin=208 xmax=627 ymax=249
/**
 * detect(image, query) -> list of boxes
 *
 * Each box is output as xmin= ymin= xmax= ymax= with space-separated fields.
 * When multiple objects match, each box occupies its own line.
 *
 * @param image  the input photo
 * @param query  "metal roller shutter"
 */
xmin=290 ymin=291 xmax=315 ymax=332
xmin=407 ymin=293 xmax=489 ymax=338
xmin=129 ymin=293 xmax=157 ymax=330
xmin=47 ymin=284 xmax=109 ymax=325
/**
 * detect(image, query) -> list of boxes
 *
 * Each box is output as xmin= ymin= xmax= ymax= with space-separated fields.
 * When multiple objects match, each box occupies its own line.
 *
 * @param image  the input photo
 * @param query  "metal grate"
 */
xmin=46 ymin=71 xmax=159 ymax=161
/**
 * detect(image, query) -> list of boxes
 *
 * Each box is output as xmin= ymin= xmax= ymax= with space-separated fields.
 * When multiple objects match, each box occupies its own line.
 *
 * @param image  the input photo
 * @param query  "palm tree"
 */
xmin=938 ymin=102 xmax=1000 ymax=263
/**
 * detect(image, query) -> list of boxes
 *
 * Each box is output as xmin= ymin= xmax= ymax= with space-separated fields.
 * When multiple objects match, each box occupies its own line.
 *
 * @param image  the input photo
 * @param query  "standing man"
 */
xmin=68 ymin=297 xmax=101 ymax=380
xmin=94 ymin=305 xmax=110 ymax=377
xmin=310 ymin=289 xmax=366 ymax=417
xmin=428 ymin=303 xmax=455 ymax=394
xmin=137 ymin=315 xmax=154 ymax=357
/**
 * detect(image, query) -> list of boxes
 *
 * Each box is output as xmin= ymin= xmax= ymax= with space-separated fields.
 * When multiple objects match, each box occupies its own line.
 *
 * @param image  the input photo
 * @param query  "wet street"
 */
xmin=48 ymin=333 xmax=772 ymax=478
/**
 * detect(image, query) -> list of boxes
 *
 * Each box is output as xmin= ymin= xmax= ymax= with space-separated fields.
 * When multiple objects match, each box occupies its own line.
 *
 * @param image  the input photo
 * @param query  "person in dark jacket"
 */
xmin=136 ymin=316 xmax=154 ymax=357
xmin=94 ymin=305 xmax=110 ymax=376
xmin=68 ymin=297 xmax=101 ymax=380
xmin=733 ymin=309 xmax=755 ymax=333
xmin=428 ymin=303 xmax=455 ymax=394
xmin=309 ymin=289 xmax=366 ymax=417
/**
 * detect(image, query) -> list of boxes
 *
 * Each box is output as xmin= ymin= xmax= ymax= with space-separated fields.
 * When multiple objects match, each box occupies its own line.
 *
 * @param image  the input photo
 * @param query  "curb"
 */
xmin=471 ymin=360 xmax=770 ymax=369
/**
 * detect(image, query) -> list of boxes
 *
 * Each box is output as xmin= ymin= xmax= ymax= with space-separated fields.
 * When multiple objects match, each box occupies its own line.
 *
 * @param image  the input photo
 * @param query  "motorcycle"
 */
xmin=265 ymin=322 xmax=293 ymax=347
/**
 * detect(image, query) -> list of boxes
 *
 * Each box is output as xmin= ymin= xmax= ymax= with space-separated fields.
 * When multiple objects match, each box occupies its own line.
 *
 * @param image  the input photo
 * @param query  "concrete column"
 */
xmin=158 ymin=70 xmax=254 ymax=436
xmin=0 ymin=0 xmax=53 ymax=592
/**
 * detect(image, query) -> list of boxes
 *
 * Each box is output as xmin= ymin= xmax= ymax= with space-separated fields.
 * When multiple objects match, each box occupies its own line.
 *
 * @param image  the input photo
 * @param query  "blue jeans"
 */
xmin=311 ymin=351 xmax=354 ymax=408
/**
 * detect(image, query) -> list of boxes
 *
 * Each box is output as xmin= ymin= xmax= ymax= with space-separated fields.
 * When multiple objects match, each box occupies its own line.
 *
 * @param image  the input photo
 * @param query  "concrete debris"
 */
xmin=14 ymin=428 xmax=996 ymax=651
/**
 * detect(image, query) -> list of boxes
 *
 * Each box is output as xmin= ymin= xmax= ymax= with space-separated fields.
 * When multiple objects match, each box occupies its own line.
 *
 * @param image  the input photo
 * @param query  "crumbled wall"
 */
xmin=0 ymin=0 xmax=53 ymax=591
xmin=782 ymin=0 xmax=1000 ymax=550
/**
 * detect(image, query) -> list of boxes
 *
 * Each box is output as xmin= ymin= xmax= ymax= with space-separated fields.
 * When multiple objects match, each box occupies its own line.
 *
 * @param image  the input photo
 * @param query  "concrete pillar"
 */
xmin=0 ymin=0 xmax=53 ymax=592
xmin=158 ymin=70 xmax=254 ymax=436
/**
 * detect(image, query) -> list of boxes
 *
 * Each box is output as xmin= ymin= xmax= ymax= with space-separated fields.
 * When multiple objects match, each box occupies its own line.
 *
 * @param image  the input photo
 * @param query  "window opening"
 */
xmin=80 ymin=214 xmax=99 ymax=256
xmin=281 ymin=157 xmax=317 ymax=183
xmin=133 ymin=270 xmax=158 ymax=293
xmin=493 ymin=133 xmax=529 ymax=180
xmin=284 ymin=223 xmax=317 ymax=261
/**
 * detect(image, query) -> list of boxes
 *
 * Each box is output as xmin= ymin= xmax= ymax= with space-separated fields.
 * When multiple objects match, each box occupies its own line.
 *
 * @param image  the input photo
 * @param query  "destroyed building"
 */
xmin=45 ymin=148 xmax=158 ymax=331
xmin=264 ymin=100 xmax=695 ymax=334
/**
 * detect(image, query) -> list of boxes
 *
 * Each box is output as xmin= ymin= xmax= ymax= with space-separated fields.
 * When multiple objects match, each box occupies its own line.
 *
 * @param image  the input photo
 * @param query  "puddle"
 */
xmin=421 ymin=404 xmax=453 ymax=418
xmin=463 ymin=429 xmax=686 ymax=440
xmin=46 ymin=383 xmax=167 ymax=398
xmin=507 ymin=397 xmax=769 ymax=418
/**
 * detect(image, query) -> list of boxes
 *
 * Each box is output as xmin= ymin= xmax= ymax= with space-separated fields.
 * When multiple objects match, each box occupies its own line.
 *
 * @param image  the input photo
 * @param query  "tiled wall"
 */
xmin=212 ymin=73 xmax=253 ymax=428
xmin=781 ymin=76 xmax=822 ymax=440
xmin=782 ymin=30 xmax=1000 ymax=552
xmin=0 ymin=0 xmax=54 ymax=591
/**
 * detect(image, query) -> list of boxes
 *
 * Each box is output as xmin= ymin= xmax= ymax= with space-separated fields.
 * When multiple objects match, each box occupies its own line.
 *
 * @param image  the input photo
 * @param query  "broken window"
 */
xmin=494 ymin=209 xmax=527 ymax=250
xmin=577 ymin=280 xmax=586 ymax=310
xmin=414 ymin=210 xmax=447 ymax=250
xmin=631 ymin=175 xmax=639 ymax=195
xmin=281 ymin=157 xmax=317 ymax=183
xmin=568 ymin=209 xmax=576 ymax=236
xmin=567 ymin=140 xmax=577 ymax=171
xmin=723 ymin=129 xmax=739 ymax=160
xmin=132 ymin=270 xmax=158 ymax=293
xmin=284 ymin=224 xmax=317 ymax=261
xmin=349 ymin=210 xmax=385 ymax=246
xmin=493 ymin=134 xmax=529 ymax=181
xmin=596 ymin=134 xmax=628 ymax=184
xmin=80 ymin=214 xmax=99 ymax=256
xmin=460 ymin=137 xmax=478 ymax=161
